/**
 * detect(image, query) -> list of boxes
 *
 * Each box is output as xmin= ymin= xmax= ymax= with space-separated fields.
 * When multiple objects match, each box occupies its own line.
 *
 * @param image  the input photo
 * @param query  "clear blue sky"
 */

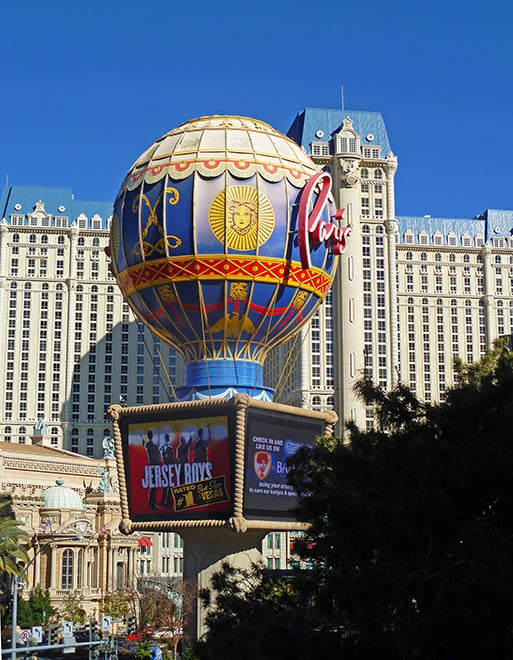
xmin=1 ymin=0 xmax=511 ymax=219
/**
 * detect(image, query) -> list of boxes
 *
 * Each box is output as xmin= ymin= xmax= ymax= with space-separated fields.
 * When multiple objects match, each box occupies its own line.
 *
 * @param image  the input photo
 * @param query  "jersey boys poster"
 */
xmin=126 ymin=414 xmax=232 ymax=521
xmin=244 ymin=408 xmax=325 ymax=521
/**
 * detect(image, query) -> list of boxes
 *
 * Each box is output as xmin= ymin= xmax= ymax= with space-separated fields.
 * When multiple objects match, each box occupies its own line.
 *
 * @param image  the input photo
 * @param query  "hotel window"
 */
xmin=62 ymin=549 xmax=74 ymax=590
xmin=464 ymin=278 xmax=471 ymax=294
xmin=462 ymin=235 xmax=472 ymax=247
xmin=465 ymin=300 xmax=473 ymax=363
xmin=404 ymin=231 xmax=414 ymax=244
xmin=451 ymin=300 xmax=459 ymax=361
xmin=10 ymin=259 xmax=18 ymax=276
xmin=497 ymin=300 xmax=505 ymax=336
xmin=361 ymin=198 xmax=370 ymax=216
xmin=10 ymin=215 xmax=24 ymax=225
xmin=311 ymin=142 xmax=329 ymax=156
xmin=419 ymin=233 xmax=429 ymax=245
xmin=374 ymin=198 xmax=383 ymax=217
xmin=361 ymin=168 xmax=369 ymax=179
xmin=433 ymin=233 xmax=443 ymax=246
xmin=374 ymin=166 xmax=382 ymax=177
xmin=448 ymin=234 xmax=457 ymax=247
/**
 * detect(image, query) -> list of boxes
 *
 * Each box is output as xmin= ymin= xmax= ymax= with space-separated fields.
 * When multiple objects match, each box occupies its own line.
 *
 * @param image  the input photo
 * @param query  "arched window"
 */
xmin=41 ymin=235 xmax=48 ymax=244
xmin=4 ymin=426 xmax=11 ymax=443
xmin=78 ymin=237 xmax=85 ymax=246
xmin=376 ymin=225 xmax=384 ymax=235
xmin=58 ymin=235 xmax=65 ymax=245
xmin=312 ymin=396 xmax=321 ymax=410
xmin=19 ymin=427 xmax=26 ymax=444
xmin=464 ymin=254 xmax=470 ymax=263
xmin=449 ymin=253 xmax=456 ymax=263
xmin=374 ymin=169 xmax=382 ymax=179
xmin=92 ymin=237 xmax=100 ymax=247
xmin=361 ymin=168 xmax=369 ymax=179
xmin=406 ymin=251 xmax=413 ymax=261
xmin=62 ymin=549 xmax=74 ymax=590
xmin=435 ymin=252 xmax=442 ymax=262
xmin=29 ymin=234 xmax=36 ymax=244
xmin=362 ymin=225 xmax=370 ymax=234
xmin=495 ymin=255 xmax=502 ymax=264
xmin=77 ymin=549 xmax=83 ymax=589
xmin=421 ymin=252 xmax=427 ymax=261
xmin=12 ymin=234 xmax=19 ymax=243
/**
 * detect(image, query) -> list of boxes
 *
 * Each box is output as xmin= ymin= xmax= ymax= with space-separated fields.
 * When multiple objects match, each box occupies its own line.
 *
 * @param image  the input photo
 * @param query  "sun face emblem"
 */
xmin=208 ymin=185 xmax=275 ymax=251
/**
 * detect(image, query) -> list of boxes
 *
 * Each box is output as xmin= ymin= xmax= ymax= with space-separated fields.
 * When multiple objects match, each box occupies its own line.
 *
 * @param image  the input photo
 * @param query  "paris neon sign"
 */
xmin=298 ymin=171 xmax=351 ymax=270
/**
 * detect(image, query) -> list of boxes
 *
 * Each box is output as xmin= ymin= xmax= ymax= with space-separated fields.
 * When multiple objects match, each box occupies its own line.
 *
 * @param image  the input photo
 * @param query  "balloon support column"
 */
xmin=181 ymin=527 xmax=267 ymax=640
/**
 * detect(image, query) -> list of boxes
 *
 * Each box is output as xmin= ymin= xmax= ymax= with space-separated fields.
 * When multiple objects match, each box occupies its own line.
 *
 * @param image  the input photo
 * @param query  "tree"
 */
xmin=0 ymin=497 xmax=29 ymax=578
xmin=102 ymin=589 xmax=131 ymax=620
xmin=137 ymin=577 xmax=196 ymax=659
xmin=17 ymin=584 xmax=55 ymax=627
xmin=193 ymin=561 xmax=337 ymax=660
xmin=285 ymin=341 xmax=513 ymax=658
xmin=60 ymin=591 xmax=86 ymax=624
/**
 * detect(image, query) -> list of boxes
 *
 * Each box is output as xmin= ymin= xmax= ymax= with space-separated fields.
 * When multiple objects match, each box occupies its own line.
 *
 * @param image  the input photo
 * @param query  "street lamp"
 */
xmin=10 ymin=535 xmax=83 ymax=660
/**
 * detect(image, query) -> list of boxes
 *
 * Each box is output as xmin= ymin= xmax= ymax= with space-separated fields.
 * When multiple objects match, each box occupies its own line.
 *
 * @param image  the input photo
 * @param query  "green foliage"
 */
xmin=134 ymin=639 xmax=152 ymax=659
xmin=102 ymin=590 xmax=130 ymax=619
xmin=285 ymin=343 xmax=513 ymax=658
xmin=17 ymin=584 xmax=55 ymax=627
xmin=194 ymin=562 xmax=338 ymax=660
xmin=198 ymin=344 xmax=513 ymax=659
xmin=60 ymin=591 xmax=86 ymax=624
xmin=0 ymin=496 xmax=29 ymax=576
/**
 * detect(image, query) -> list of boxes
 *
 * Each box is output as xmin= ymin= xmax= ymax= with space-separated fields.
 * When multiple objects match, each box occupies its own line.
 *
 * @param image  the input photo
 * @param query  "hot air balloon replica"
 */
xmin=108 ymin=115 xmax=348 ymax=639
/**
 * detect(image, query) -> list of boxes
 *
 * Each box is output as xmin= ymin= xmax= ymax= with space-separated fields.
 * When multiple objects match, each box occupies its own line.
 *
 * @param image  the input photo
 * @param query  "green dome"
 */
xmin=43 ymin=478 xmax=83 ymax=510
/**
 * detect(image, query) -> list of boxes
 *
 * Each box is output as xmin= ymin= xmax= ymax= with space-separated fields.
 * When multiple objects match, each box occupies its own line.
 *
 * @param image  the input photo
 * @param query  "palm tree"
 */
xmin=0 ymin=498 xmax=29 ymax=577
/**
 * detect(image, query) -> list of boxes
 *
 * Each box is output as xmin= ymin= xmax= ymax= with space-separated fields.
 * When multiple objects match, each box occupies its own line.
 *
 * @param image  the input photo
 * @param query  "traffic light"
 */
xmin=126 ymin=613 xmax=137 ymax=636
xmin=89 ymin=619 xmax=101 ymax=642
xmin=48 ymin=623 xmax=58 ymax=646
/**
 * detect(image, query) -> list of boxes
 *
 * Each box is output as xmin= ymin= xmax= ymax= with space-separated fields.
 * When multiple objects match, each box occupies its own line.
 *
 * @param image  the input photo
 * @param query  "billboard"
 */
xmin=116 ymin=403 xmax=236 ymax=523
xmin=244 ymin=408 xmax=325 ymax=521
xmin=110 ymin=396 xmax=337 ymax=533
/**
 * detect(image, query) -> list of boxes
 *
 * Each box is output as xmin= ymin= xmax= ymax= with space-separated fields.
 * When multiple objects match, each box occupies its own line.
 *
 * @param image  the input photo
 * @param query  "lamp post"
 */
xmin=10 ymin=535 xmax=83 ymax=660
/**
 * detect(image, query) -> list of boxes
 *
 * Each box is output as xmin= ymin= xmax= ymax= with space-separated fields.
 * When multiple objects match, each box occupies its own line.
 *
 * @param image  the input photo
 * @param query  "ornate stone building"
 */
xmin=0 ymin=432 xmax=140 ymax=618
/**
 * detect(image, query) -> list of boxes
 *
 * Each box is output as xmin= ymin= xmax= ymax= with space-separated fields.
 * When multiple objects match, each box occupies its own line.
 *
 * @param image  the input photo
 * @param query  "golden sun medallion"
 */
xmin=208 ymin=185 xmax=275 ymax=251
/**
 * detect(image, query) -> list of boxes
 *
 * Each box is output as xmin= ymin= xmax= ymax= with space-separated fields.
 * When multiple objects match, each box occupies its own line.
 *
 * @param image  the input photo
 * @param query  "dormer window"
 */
xmin=362 ymin=147 xmax=381 ymax=159
xmin=311 ymin=142 xmax=330 ymax=157
xmin=91 ymin=214 xmax=103 ymax=230
xmin=77 ymin=213 xmax=88 ymax=229
xmin=335 ymin=117 xmax=361 ymax=155
xmin=10 ymin=214 xmax=24 ymax=226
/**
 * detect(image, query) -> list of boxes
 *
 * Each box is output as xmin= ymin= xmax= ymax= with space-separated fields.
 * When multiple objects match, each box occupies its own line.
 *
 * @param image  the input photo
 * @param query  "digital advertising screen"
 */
xmin=120 ymin=407 xmax=235 ymax=522
xmin=243 ymin=407 xmax=325 ymax=521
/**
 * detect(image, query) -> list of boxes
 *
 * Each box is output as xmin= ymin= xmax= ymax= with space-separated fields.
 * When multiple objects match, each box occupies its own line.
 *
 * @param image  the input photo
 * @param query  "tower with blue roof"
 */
xmin=263 ymin=107 xmax=513 ymax=430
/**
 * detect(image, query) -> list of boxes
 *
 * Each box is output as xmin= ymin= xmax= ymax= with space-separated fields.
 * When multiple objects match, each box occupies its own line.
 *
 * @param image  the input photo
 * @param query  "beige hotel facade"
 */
xmin=1 ymin=106 xmax=512 ymax=595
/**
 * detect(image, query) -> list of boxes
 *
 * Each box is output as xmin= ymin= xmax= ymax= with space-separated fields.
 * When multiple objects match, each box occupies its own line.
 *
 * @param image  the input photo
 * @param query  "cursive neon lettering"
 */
xmin=297 ymin=172 xmax=351 ymax=269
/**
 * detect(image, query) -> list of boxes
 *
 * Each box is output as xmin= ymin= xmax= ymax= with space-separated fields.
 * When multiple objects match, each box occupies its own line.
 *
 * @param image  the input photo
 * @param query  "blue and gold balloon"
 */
xmin=110 ymin=115 xmax=342 ymax=400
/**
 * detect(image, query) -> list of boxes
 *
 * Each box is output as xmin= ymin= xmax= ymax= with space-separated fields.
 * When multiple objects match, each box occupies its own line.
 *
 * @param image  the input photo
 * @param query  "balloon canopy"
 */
xmin=109 ymin=115 xmax=348 ymax=400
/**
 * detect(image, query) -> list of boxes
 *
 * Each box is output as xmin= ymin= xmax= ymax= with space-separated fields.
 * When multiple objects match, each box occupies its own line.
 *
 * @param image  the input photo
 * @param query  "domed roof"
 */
xmin=43 ymin=478 xmax=83 ymax=510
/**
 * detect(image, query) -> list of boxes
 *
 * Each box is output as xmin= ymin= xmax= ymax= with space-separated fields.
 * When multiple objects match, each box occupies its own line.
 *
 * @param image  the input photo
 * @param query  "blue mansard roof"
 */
xmin=397 ymin=210 xmax=513 ymax=244
xmin=0 ymin=185 xmax=113 ymax=229
xmin=287 ymin=107 xmax=392 ymax=155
